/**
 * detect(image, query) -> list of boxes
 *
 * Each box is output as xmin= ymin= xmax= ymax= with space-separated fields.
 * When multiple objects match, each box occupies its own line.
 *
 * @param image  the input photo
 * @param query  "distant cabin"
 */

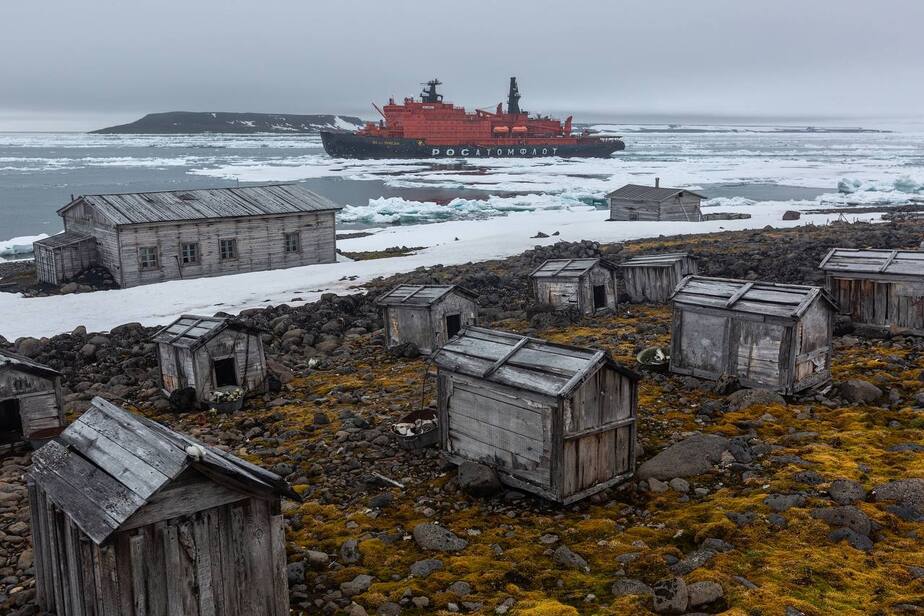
xmin=375 ymin=285 xmax=479 ymax=355
xmin=620 ymin=253 xmax=698 ymax=303
xmin=434 ymin=327 xmax=639 ymax=504
xmin=0 ymin=350 xmax=64 ymax=447
xmin=28 ymin=396 xmax=297 ymax=616
xmin=530 ymin=258 xmax=618 ymax=315
xmin=607 ymin=182 xmax=704 ymax=222
xmin=819 ymin=248 xmax=924 ymax=336
xmin=34 ymin=184 xmax=342 ymax=288
xmin=670 ymin=276 xmax=837 ymax=394
xmin=152 ymin=315 xmax=267 ymax=404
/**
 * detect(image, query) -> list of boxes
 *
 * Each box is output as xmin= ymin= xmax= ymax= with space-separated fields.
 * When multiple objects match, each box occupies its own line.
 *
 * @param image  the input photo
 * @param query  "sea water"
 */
xmin=2 ymin=122 xmax=923 ymax=256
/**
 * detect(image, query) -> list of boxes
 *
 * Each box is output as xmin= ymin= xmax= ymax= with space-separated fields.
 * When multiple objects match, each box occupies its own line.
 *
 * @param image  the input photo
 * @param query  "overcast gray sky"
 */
xmin=2 ymin=0 xmax=922 ymax=130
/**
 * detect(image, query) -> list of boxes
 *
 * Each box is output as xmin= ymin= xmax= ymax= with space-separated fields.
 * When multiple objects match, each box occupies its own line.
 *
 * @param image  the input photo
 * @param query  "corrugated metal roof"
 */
xmin=59 ymin=183 xmax=342 ymax=226
xmin=433 ymin=326 xmax=637 ymax=398
xmin=671 ymin=276 xmax=835 ymax=319
xmin=29 ymin=396 xmax=296 ymax=544
xmin=0 ymin=349 xmax=61 ymax=378
xmin=151 ymin=314 xmax=253 ymax=348
xmin=819 ymin=248 xmax=924 ymax=277
xmin=620 ymin=253 xmax=691 ymax=268
xmin=33 ymin=231 xmax=95 ymax=249
xmin=606 ymin=184 xmax=705 ymax=202
xmin=529 ymin=258 xmax=616 ymax=279
xmin=375 ymin=284 xmax=477 ymax=307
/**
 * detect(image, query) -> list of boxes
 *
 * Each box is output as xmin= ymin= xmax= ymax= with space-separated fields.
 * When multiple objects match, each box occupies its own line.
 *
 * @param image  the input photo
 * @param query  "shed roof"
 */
xmin=671 ymin=276 xmax=835 ymax=319
xmin=29 ymin=396 xmax=296 ymax=544
xmin=818 ymin=248 xmax=924 ymax=277
xmin=606 ymin=184 xmax=705 ymax=201
xmin=33 ymin=230 xmax=95 ymax=250
xmin=58 ymin=183 xmax=342 ymax=226
xmin=620 ymin=253 xmax=692 ymax=268
xmin=0 ymin=349 xmax=62 ymax=379
xmin=433 ymin=326 xmax=638 ymax=398
xmin=151 ymin=314 xmax=256 ymax=349
xmin=529 ymin=258 xmax=617 ymax=279
xmin=375 ymin=284 xmax=478 ymax=307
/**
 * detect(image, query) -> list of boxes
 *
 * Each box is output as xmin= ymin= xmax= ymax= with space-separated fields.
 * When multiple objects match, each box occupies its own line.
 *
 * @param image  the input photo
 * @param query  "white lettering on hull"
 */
xmin=429 ymin=146 xmax=559 ymax=157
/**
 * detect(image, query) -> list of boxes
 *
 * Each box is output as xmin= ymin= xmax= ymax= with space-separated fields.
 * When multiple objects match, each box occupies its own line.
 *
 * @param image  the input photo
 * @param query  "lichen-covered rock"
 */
xmin=413 ymin=523 xmax=468 ymax=552
xmin=828 ymin=479 xmax=866 ymax=505
xmin=811 ymin=505 xmax=873 ymax=536
xmin=687 ymin=580 xmax=724 ymax=607
xmin=652 ymin=577 xmax=688 ymax=614
xmin=340 ymin=573 xmax=374 ymax=597
xmin=409 ymin=558 xmax=443 ymax=578
xmin=725 ymin=388 xmax=786 ymax=412
xmin=552 ymin=545 xmax=590 ymax=572
xmin=611 ymin=578 xmax=653 ymax=597
xmin=457 ymin=461 xmax=502 ymax=497
xmin=838 ymin=379 xmax=883 ymax=404
xmin=872 ymin=478 xmax=924 ymax=521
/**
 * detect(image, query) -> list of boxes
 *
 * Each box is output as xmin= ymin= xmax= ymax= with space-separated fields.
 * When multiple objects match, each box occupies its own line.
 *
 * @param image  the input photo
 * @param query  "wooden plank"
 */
xmin=563 ymin=417 xmax=636 ymax=441
xmin=269 ymin=514 xmax=289 ymax=616
xmin=230 ymin=505 xmax=254 ymax=615
xmin=448 ymin=412 xmax=543 ymax=464
xmin=130 ymin=534 xmax=148 ymax=616
xmin=217 ymin=506 xmax=238 ymax=616
xmin=78 ymin=536 xmax=99 ymax=616
xmin=193 ymin=516 xmax=216 ymax=616
xmin=121 ymin=476 xmax=247 ymax=531
xmin=63 ymin=517 xmax=86 ymax=616
xmin=27 ymin=482 xmax=48 ymax=609
xmin=94 ymin=542 xmax=121 ymax=616
xmin=449 ymin=386 xmax=545 ymax=441
xmin=724 ymin=281 xmax=754 ymax=308
xmin=248 ymin=500 xmax=274 ymax=615
xmin=481 ymin=335 xmax=530 ymax=378
xmin=46 ymin=500 xmax=66 ymax=614
xmin=146 ymin=523 xmax=168 ymax=616
xmin=204 ymin=509 xmax=227 ymax=616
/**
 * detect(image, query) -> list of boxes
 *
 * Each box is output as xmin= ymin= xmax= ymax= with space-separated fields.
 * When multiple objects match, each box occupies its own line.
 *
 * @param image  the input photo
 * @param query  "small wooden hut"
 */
xmin=152 ymin=315 xmax=266 ymax=403
xmin=670 ymin=276 xmax=837 ymax=394
xmin=28 ymin=396 xmax=297 ymax=616
xmin=434 ymin=327 xmax=639 ymax=504
xmin=33 ymin=231 xmax=98 ymax=286
xmin=819 ymin=248 xmax=924 ymax=336
xmin=376 ymin=285 xmax=479 ymax=354
xmin=529 ymin=258 xmax=619 ymax=315
xmin=620 ymin=253 xmax=698 ymax=303
xmin=0 ymin=350 xmax=64 ymax=447
xmin=607 ymin=180 xmax=704 ymax=222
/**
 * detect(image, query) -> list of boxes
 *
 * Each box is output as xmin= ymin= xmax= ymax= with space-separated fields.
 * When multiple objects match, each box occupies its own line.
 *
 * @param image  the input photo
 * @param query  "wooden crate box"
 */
xmin=620 ymin=252 xmax=698 ymax=303
xmin=529 ymin=258 xmax=619 ymax=315
xmin=0 ymin=350 xmax=65 ymax=448
xmin=376 ymin=285 xmax=479 ymax=355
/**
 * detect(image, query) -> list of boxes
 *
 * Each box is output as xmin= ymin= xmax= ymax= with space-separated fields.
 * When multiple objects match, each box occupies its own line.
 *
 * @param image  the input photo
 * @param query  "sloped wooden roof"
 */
xmin=671 ymin=276 xmax=836 ymax=319
xmin=375 ymin=284 xmax=478 ymax=307
xmin=29 ymin=397 xmax=296 ymax=544
xmin=33 ymin=230 xmax=95 ymax=250
xmin=819 ymin=248 xmax=924 ymax=277
xmin=620 ymin=253 xmax=692 ymax=268
xmin=151 ymin=314 xmax=256 ymax=349
xmin=529 ymin=258 xmax=617 ymax=279
xmin=433 ymin=326 xmax=637 ymax=398
xmin=0 ymin=349 xmax=61 ymax=379
xmin=58 ymin=183 xmax=342 ymax=226
xmin=606 ymin=184 xmax=705 ymax=201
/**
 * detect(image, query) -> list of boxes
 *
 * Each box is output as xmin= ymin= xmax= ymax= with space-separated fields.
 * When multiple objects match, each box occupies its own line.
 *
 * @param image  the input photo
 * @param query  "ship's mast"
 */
xmin=507 ymin=77 xmax=521 ymax=115
xmin=420 ymin=79 xmax=443 ymax=103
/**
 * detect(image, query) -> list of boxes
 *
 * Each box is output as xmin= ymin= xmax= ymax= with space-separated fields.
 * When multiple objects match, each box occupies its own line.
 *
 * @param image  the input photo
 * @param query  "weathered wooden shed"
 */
xmin=434 ymin=327 xmax=639 ymax=504
xmin=819 ymin=248 xmax=924 ymax=336
xmin=670 ymin=276 xmax=837 ymax=394
xmin=620 ymin=253 xmax=698 ymax=303
xmin=607 ymin=181 xmax=704 ymax=222
xmin=152 ymin=314 xmax=267 ymax=403
xmin=32 ymin=231 xmax=98 ymax=286
xmin=376 ymin=285 xmax=479 ymax=354
xmin=0 ymin=350 xmax=65 ymax=447
xmin=28 ymin=396 xmax=297 ymax=616
xmin=530 ymin=258 xmax=619 ymax=315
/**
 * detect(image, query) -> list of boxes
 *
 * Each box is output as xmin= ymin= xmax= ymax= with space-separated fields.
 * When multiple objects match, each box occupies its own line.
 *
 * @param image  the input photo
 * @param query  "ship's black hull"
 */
xmin=320 ymin=131 xmax=624 ymax=159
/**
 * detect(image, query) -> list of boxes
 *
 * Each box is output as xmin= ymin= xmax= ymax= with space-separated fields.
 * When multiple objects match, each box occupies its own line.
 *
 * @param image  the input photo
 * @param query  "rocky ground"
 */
xmin=0 ymin=219 xmax=922 ymax=615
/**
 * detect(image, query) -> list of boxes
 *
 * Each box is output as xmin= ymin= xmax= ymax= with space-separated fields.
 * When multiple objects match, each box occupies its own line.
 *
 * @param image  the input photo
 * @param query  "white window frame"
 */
xmin=139 ymin=246 xmax=159 ymax=270
xmin=284 ymin=231 xmax=301 ymax=254
xmin=180 ymin=242 xmax=200 ymax=265
xmin=219 ymin=238 xmax=237 ymax=261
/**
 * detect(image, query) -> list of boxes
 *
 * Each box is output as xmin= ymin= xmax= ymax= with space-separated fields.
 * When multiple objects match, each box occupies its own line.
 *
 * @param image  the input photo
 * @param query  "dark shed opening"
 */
xmin=213 ymin=357 xmax=238 ymax=387
xmin=446 ymin=314 xmax=462 ymax=338
xmin=0 ymin=400 xmax=22 ymax=437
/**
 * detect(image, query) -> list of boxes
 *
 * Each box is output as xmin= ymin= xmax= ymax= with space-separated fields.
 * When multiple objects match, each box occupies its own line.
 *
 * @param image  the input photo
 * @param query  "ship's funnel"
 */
xmin=508 ymin=77 xmax=521 ymax=115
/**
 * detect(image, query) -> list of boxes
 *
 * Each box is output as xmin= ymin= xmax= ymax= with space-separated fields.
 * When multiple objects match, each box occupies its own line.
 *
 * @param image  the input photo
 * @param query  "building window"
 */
xmin=219 ymin=238 xmax=237 ymax=261
xmin=180 ymin=242 xmax=199 ymax=265
xmin=139 ymin=246 xmax=159 ymax=269
xmin=284 ymin=232 xmax=300 ymax=254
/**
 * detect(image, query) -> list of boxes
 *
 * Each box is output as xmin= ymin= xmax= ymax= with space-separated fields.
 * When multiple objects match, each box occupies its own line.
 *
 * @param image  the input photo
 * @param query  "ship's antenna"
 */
xmin=372 ymin=102 xmax=386 ymax=119
xmin=420 ymin=79 xmax=443 ymax=103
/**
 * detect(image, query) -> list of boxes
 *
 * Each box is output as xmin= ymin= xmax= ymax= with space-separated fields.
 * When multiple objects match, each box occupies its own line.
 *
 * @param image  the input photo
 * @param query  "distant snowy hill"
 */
xmin=91 ymin=111 xmax=365 ymax=134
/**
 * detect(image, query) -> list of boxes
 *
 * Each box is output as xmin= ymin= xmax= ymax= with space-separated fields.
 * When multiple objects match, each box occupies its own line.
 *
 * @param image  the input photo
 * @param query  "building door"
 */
xmin=0 ymin=399 xmax=23 ymax=442
xmin=213 ymin=357 xmax=238 ymax=387
xmin=446 ymin=314 xmax=462 ymax=339
xmin=593 ymin=285 xmax=607 ymax=310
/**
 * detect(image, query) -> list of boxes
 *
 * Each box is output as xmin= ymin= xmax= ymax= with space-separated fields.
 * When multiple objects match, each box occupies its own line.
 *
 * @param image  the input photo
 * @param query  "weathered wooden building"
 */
xmin=34 ymin=184 xmax=342 ymax=288
xmin=620 ymin=252 xmax=698 ymax=303
xmin=670 ymin=276 xmax=836 ymax=394
xmin=152 ymin=314 xmax=267 ymax=403
xmin=32 ymin=232 xmax=98 ymax=286
xmin=376 ymin=285 xmax=479 ymax=354
xmin=0 ymin=350 xmax=65 ymax=447
xmin=607 ymin=180 xmax=704 ymax=222
xmin=819 ymin=248 xmax=924 ymax=336
xmin=434 ymin=327 xmax=639 ymax=504
xmin=529 ymin=258 xmax=619 ymax=315
xmin=28 ymin=396 xmax=297 ymax=616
